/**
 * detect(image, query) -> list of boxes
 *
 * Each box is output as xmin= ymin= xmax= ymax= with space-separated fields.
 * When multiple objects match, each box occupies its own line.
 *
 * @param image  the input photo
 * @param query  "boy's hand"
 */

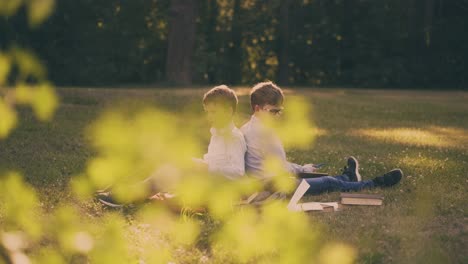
xmin=302 ymin=164 xmax=317 ymax=173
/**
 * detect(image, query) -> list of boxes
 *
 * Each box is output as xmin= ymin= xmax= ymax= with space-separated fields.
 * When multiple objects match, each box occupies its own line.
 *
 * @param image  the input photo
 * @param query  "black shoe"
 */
xmin=342 ymin=156 xmax=361 ymax=182
xmin=373 ymin=169 xmax=403 ymax=187
xmin=96 ymin=193 xmax=123 ymax=208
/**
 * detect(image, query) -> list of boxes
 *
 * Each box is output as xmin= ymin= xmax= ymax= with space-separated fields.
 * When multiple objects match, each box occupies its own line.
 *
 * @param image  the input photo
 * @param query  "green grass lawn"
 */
xmin=1 ymin=87 xmax=467 ymax=263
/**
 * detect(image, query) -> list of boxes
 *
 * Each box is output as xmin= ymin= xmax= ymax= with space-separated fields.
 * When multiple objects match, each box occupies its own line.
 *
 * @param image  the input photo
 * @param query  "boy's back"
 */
xmin=201 ymin=85 xmax=247 ymax=180
xmin=204 ymin=122 xmax=246 ymax=180
xmin=241 ymin=115 xmax=301 ymax=178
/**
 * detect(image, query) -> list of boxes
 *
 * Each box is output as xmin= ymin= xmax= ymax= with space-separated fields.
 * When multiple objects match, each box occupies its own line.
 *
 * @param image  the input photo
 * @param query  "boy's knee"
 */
xmin=322 ymin=176 xmax=340 ymax=188
xmin=322 ymin=176 xmax=335 ymax=182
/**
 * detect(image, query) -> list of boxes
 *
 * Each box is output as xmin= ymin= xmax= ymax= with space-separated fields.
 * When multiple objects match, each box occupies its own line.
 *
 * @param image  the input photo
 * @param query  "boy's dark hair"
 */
xmin=250 ymin=81 xmax=284 ymax=110
xmin=203 ymin=85 xmax=238 ymax=112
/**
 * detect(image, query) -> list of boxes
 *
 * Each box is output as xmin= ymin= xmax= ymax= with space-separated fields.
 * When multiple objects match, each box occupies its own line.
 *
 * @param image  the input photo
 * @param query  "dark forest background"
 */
xmin=2 ymin=0 xmax=467 ymax=89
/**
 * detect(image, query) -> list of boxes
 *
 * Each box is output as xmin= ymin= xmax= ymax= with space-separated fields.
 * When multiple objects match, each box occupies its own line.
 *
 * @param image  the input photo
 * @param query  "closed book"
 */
xmin=340 ymin=193 xmax=384 ymax=206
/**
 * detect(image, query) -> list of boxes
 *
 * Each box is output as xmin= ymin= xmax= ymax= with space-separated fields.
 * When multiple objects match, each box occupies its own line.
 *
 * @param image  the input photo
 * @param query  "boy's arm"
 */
xmin=287 ymin=162 xmax=306 ymax=174
xmin=263 ymin=136 xmax=308 ymax=175
xmin=287 ymin=162 xmax=318 ymax=174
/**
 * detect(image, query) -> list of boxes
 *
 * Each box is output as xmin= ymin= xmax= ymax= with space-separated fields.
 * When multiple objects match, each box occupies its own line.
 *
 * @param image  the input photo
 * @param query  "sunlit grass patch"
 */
xmin=398 ymin=154 xmax=453 ymax=169
xmin=353 ymin=126 xmax=468 ymax=149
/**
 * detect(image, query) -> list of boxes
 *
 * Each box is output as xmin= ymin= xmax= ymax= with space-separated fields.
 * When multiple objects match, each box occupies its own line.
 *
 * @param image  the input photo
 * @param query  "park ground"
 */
xmin=0 ymin=87 xmax=467 ymax=263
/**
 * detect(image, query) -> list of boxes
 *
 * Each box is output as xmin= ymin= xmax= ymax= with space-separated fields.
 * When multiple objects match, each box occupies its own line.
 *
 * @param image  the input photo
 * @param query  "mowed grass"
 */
xmin=0 ymin=87 xmax=467 ymax=263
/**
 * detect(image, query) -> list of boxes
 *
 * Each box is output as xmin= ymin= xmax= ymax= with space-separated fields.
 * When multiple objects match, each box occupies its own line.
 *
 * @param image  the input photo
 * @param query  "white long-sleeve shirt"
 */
xmin=202 ymin=122 xmax=247 ymax=180
xmin=241 ymin=115 xmax=304 ymax=179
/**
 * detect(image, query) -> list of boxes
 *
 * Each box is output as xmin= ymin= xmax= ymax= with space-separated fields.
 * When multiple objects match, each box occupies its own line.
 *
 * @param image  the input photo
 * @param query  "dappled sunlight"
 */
xmin=319 ymin=243 xmax=356 ymax=264
xmin=312 ymin=127 xmax=328 ymax=137
xmin=399 ymin=155 xmax=446 ymax=168
xmin=353 ymin=126 xmax=468 ymax=149
xmin=233 ymin=87 xmax=251 ymax=96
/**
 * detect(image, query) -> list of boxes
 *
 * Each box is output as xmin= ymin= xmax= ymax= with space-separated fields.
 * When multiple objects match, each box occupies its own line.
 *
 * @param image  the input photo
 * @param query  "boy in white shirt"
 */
xmin=241 ymin=82 xmax=403 ymax=195
xmin=195 ymin=85 xmax=246 ymax=179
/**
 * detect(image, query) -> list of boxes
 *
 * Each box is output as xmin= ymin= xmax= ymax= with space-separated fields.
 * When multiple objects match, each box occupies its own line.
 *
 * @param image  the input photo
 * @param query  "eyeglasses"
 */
xmin=263 ymin=106 xmax=283 ymax=116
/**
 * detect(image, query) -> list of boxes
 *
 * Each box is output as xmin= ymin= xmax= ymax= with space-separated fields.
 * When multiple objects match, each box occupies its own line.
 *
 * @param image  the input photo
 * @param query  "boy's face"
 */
xmin=204 ymin=102 xmax=233 ymax=128
xmin=254 ymin=104 xmax=284 ymax=120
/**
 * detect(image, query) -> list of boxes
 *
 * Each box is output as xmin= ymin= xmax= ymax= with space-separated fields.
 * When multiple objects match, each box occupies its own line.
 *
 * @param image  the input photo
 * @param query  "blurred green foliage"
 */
xmin=0 ymin=1 xmax=58 ymax=138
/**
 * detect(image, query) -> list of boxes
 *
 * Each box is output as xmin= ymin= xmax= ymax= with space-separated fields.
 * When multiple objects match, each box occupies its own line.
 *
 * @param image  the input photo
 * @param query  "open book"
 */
xmin=287 ymin=180 xmax=339 ymax=212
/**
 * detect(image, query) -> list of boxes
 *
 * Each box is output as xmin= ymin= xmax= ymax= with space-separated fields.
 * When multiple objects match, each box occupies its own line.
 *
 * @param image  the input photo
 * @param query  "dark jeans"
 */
xmin=303 ymin=175 xmax=375 ymax=195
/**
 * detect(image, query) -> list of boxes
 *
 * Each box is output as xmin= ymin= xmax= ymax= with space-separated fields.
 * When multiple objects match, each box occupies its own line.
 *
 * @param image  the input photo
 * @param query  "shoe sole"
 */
xmin=98 ymin=198 xmax=124 ymax=208
xmin=348 ymin=156 xmax=361 ymax=182
xmin=390 ymin=169 xmax=403 ymax=184
xmin=379 ymin=169 xmax=404 ymax=187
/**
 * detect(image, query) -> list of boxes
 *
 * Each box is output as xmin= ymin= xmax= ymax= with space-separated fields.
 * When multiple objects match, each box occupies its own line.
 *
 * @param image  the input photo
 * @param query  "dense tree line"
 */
xmin=1 ymin=0 xmax=467 ymax=88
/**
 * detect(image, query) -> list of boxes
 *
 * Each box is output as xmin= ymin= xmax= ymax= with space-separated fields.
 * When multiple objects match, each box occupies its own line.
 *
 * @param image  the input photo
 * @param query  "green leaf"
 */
xmin=11 ymin=47 xmax=46 ymax=79
xmin=28 ymin=0 xmax=55 ymax=27
xmin=0 ymin=53 xmax=11 ymax=85
xmin=31 ymin=83 xmax=58 ymax=121
xmin=0 ymin=99 xmax=17 ymax=138
xmin=0 ymin=0 xmax=23 ymax=16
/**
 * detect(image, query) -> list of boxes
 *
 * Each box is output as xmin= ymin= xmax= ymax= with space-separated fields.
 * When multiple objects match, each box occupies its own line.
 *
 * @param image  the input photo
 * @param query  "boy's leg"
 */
xmin=338 ymin=156 xmax=361 ymax=182
xmin=303 ymin=168 xmax=403 ymax=195
xmin=303 ymin=176 xmax=374 ymax=195
xmin=303 ymin=156 xmax=359 ymax=182
xmin=333 ymin=174 xmax=350 ymax=181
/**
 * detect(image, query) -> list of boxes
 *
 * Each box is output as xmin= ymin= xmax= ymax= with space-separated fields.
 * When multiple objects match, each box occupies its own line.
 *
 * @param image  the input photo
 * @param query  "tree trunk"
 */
xmin=340 ymin=0 xmax=355 ymax=85
xmin=165 ymin=0 xmax=197 ymax=85
xmin=204 ymin=0 xmax=218 ymax=83
xmin=227 ymin=0 xmax=242 ymax=85
xmin=424 ymin=0 xmax=435 ymax=47
xmin=277 ymin=0 xmax=292 ymax=86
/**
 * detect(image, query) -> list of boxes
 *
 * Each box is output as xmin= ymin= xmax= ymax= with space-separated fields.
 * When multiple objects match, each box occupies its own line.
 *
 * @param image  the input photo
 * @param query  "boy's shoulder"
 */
xmin=211 ymin=124 xmax=245 ymax=142
xmin=240 ymin=121 xmax=248 ymax=133
xmin=240 ymin=115 xmax=255 ymax=132
xmin=232 ymin=126 xmax=246 ymax=141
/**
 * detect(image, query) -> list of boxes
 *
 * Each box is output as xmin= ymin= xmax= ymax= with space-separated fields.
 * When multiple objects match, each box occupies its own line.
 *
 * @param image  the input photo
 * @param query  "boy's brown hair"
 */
xmin=203 ymin=85 xmax=238 ymax=113
xmin=250 ymin=81 xmax=284 ymax=110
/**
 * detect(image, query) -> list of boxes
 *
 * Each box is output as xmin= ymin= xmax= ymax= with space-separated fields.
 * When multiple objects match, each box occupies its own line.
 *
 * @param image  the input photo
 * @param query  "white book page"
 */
xmin=299 ymin=202 xmax=323 ymax=211
xmin=287 ymin=180 xmax=339 ymax=212
xmin=300 ymin=202 xmax=339 ymax=211
xmin=287 ymin=180 xmax=310 ymax=211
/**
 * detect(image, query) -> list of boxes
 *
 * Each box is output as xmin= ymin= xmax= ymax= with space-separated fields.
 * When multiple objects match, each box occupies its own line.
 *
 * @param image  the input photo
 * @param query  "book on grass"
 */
xmin=287 ymin=180 xmax=339 ymax=212
xmin=340 ymin=193 xmax=384 ymax=206
xmin=297 ymin=172 xmax=329 ymax=178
